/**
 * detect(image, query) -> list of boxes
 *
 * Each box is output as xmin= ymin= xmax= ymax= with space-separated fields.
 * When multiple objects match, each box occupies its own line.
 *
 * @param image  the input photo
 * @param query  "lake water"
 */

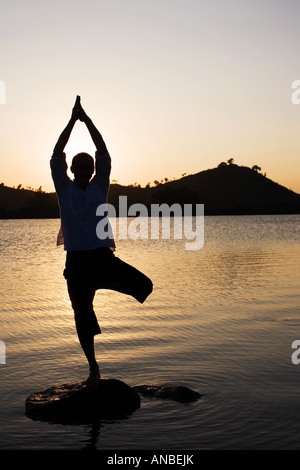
xmin=0 ymin=215 xmax=299 ymax=450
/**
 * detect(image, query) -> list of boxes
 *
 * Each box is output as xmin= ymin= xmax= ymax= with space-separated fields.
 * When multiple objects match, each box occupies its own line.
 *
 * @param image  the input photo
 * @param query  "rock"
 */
xmin=133 ymin=384 xmax=201 ymax=403
xmin=25 ymin=378 xmax=141 ymax=425
xmin=25 ymin=379 xmax=201 ymax=425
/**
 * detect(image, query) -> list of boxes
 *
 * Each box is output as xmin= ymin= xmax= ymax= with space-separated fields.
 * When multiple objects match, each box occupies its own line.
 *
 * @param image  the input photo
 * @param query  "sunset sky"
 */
xmin=0 ymin=0 xmax=300 ymax=194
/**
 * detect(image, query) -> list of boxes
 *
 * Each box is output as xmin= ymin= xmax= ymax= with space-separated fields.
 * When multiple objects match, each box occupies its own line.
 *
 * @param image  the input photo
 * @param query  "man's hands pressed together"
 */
xmin=53 ymin=96 xmax=107 ymax=157
xmin=72 ymin=95 xmax=88 ymax=123
xmin=71 ymin=95 xmax=82 ymax=123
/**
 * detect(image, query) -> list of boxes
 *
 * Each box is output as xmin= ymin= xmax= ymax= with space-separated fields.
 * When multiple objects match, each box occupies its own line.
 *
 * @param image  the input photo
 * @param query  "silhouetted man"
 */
xmin=51 ymin=96 xmax=152 ymax=386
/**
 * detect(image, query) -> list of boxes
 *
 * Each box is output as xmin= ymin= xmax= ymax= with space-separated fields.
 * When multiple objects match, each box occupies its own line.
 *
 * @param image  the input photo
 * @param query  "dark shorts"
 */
xmin=64 ymin=247 xmax=153 ymax=338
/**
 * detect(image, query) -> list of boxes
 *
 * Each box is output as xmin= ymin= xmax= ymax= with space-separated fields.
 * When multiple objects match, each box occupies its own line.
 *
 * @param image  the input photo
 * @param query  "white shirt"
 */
xmin=50 ymin=151 xmax=116 ymax=251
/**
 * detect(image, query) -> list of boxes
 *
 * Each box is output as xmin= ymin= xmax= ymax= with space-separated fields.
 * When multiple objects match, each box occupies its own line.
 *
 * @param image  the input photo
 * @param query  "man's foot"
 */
xmin=85 ymin=374 xmax=100 ymax=388
xmin=85 ymin=366 xmax=101 ymax=388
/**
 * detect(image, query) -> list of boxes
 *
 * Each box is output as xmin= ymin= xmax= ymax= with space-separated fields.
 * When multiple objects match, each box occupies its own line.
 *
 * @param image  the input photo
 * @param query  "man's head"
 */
xmin=71 ymin=152 xmax=94 ymax=189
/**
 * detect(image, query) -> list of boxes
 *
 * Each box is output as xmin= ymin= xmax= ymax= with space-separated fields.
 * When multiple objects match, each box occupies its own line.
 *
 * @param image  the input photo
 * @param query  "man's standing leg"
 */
xmin=67 ymin=281 xmax=101 ymax=385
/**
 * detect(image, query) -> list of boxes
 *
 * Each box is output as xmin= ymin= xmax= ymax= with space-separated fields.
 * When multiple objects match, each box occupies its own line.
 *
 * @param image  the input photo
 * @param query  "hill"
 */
xmin=147 ymin=163 xmax=300 ymax=215
xmin=0 ymin=162 xmax=299 ymax=218
xmin=0 ymin=184 xmax=59 ymax=218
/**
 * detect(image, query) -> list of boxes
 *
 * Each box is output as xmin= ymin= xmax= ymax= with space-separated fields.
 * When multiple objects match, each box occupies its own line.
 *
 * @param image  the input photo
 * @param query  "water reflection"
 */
xmin=0 ymin=215 xmax=299 ymax=449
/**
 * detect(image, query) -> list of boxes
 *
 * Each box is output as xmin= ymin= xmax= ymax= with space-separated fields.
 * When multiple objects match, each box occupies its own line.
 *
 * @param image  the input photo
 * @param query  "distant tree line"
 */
xmin=0 ymin=182 xmax=46 ymax=193
xmin=1 ymin=158 xmax=299 ymax=218
xmin=217 ymin=158 xmax=266 ymax=177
